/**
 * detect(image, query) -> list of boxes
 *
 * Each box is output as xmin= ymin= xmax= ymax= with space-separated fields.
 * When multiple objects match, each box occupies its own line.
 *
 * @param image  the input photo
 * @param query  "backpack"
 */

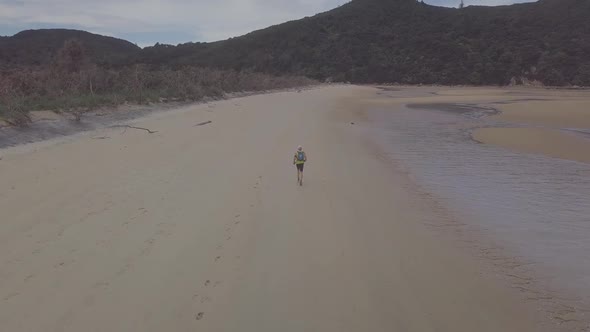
xmin=297 ymin=151 xmax=305 ymax=162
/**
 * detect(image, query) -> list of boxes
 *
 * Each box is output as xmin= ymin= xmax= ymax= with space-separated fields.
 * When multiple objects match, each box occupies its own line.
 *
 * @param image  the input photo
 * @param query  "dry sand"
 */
xmin=473 ymin=127 xmax=590 ymax=164
xmin=0 ymin=85 xmax=556 ymax=331
xmin=475 ymin=98 xmax=590 ymax=162
xmin=493 ymin=100 xmax=590 ymax=128
xmin=478 ymin=95 xmax=590 ymax=163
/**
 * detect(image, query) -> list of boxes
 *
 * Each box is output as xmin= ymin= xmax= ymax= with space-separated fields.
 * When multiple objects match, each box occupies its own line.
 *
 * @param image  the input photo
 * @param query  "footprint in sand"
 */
xmin=82 ymin=295 xmax=96 ymax=306
xmin=215 ymin=256 xmax=221 ymax=262
xmin=205 ymin=280 xmax=210 ymax=287
xmin=196 ymin=312 xmax=205 ymax=320
xmin=93 ymin=281 xmax=110 ymax=289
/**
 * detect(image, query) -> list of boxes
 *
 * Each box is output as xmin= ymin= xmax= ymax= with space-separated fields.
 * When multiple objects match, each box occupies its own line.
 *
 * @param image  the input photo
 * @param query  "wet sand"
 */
xmin=365 ymin=86 xmax=590 ymax=331
xmin=0 ymin=85 xmax=552 ymax=331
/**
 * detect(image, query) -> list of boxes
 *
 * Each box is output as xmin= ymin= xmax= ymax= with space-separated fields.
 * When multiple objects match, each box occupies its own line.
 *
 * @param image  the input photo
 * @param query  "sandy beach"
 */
xmin=475 ymin=95 xmax=590 ymax=163
xmin=1 ymin=85 xmax=588 ymax=331
xmin=473 ymin=127 xmax=590 ymax=163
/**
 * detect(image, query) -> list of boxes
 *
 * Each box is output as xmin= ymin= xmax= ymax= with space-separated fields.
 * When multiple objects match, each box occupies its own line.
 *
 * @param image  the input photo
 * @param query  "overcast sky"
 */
xmin=0 ymin=0 xmax=537 ymax=47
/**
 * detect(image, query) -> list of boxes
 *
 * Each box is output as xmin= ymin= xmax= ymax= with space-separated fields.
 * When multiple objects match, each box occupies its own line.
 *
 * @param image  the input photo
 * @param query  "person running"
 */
xmin=293 ymin=145 xmax=307 ymax=186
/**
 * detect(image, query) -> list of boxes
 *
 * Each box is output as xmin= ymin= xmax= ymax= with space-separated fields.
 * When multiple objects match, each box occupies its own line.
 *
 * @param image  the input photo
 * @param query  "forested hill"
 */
xmin=2 ymin=0 xmax=589 ymax=86
xmin=138 ymin=0 xmax=590 ymax=86
xmin=0 ymin=29 xmax=140 ymax=68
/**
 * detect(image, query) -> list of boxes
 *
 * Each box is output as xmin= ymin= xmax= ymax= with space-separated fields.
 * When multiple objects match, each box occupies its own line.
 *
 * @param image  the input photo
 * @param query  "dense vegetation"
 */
xmin=1 ymin=0 xmax=590 ymax=125
xmin=0 ymin=29 xmax=140 ymax=68
xmin=0 ymin=40 xmax=313 ymax=126
xmin=2 ymin=0 xmax=589 ymax=87
xmin=137 ymin=0 xmax=590 ymax=86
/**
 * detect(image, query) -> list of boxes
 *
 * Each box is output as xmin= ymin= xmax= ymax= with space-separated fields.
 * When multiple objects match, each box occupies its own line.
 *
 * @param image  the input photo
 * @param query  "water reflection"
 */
xmin=368 ymin=103 xmax=590 ymax=309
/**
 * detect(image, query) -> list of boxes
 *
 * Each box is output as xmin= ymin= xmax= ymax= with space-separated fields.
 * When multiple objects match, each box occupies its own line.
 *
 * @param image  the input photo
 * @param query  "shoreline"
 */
xmin=0 ymin=85 xmax=318 ymax=151
xmin=361 ymin=86 xmax=590 ymax=330
xmin=404 ymin=97 xmax=590 ymax=164
xmin=1 ymin=85 xmax=587 ymax=331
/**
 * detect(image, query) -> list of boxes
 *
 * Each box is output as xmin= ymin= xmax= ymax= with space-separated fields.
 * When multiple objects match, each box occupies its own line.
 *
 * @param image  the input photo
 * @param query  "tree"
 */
xmin=55 ymin=39 xmax=88 ymax=73
xmin=460 ymin=0 xmax=465 ymax=9
xmin=0 ymin=83 xmax=30 ymax=126
xmin=574 ymin=64 xmax=590 ymax=86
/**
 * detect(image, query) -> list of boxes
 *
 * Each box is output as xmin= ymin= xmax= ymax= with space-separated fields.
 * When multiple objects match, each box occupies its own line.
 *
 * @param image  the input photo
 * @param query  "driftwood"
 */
xmin=194 ymin=121 xmax=212 ymax=127
xmin=110 ymin=125 xmax=158 ymax=134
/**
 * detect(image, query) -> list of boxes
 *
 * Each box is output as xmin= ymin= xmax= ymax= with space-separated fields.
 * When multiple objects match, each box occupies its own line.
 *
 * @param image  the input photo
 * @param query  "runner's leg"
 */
xmin=299 ymin=164 xmax=304 ymax=185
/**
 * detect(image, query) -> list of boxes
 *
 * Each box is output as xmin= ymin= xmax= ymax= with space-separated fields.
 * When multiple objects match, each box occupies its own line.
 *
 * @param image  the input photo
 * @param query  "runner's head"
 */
xmin=298 ymin=145 xmax=303 ymax=151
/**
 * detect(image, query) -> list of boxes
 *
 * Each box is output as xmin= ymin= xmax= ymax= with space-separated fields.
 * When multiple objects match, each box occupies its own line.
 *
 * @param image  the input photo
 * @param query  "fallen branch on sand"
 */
xmin=110 ymin=125 xmax=158 ymax=134
xmin=194 ymin=121 xmax=212 ymax=127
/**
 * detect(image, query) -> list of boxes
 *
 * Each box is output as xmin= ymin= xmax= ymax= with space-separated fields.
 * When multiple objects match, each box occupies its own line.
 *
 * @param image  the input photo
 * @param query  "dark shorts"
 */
xmin=296 ymin=163 xmax=304 ymax=172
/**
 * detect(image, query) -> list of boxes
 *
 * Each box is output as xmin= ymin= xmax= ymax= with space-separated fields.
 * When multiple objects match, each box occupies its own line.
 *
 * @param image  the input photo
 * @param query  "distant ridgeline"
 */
xmin=2 ymin=0 xmax=589 ymax=86
xmin=0 ymin=29 xmax=140 ymax=67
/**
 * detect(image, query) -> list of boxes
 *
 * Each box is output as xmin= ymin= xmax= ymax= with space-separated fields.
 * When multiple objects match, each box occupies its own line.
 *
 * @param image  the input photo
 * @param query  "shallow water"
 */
xmin=368 ymin=102 xmax=590 ymax=315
